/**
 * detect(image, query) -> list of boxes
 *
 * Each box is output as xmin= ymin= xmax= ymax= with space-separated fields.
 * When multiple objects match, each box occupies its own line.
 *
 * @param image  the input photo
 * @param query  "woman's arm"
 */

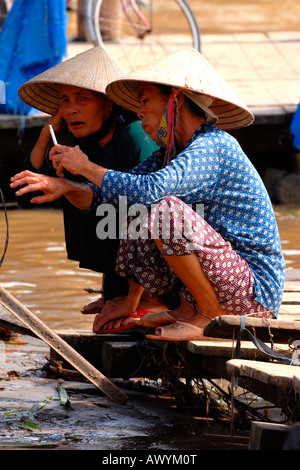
xmin=49 ymin=131 xmax=218 ymax=208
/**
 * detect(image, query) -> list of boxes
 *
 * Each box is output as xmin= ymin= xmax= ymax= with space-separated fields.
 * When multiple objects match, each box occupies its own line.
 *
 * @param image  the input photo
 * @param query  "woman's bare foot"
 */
xmin=93 ymin=295 xmax=141 ymax=333
xmin=92 ymin=294 xmax=170 ymax=333
xmin=136 ymin=297 xmax=169 ymax=313
xmin=81 ymin=296 xmax=104 ymax=314
xmin=168 ymin=295 xmax=221 ymax=329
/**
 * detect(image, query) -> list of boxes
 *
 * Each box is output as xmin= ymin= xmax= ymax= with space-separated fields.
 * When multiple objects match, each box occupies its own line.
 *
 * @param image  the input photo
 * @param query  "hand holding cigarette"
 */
xmin=49 ymin=144 xmax=89 ymax=177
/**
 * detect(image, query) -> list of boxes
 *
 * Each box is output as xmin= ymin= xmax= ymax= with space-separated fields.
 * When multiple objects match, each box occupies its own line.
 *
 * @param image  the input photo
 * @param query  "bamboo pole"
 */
xmin=0 ymin=286 xmax=128 ymax=405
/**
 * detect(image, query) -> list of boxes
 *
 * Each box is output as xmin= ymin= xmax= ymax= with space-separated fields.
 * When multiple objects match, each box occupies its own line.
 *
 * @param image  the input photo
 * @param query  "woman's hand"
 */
xmin=49 ymin=144 xmax=108 ymax=187
xmin=47 ymin=111 xmax=65 ymax=134
xmin=10 ymin=170 xmax=69 ymax=204
xmin=10 ymin=169 xmax=93 ymax=209
xmin=49 ymin=144 xmax=89 ymax=178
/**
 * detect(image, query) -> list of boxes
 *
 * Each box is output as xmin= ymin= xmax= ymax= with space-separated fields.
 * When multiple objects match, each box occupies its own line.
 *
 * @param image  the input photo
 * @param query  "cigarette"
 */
xmin=49 ymin=125 xmax=58 ymax=145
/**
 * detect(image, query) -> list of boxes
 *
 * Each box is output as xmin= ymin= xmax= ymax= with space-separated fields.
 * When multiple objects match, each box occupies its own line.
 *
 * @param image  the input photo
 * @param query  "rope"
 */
xmin=234 ymin=316 xmax=296 ymax=365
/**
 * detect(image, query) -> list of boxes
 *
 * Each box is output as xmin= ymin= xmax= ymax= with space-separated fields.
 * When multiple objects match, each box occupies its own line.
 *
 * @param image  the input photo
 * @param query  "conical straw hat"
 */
xmin=106 ymin=47 xmax=254 ymax=130
xmin=18 ymin=46 xmax=123 ymax=115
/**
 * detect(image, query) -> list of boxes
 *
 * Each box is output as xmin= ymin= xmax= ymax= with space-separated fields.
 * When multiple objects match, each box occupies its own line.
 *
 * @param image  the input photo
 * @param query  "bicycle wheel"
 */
xmin=85 ymin=0 xmax=201 ymax=73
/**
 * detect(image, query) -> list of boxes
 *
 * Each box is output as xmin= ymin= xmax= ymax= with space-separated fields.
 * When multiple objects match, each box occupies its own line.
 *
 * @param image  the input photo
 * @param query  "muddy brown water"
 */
xmin=0 ymin=205 xmax=299 ymax=331
xmin=0 ymin=208 xmax=98 ymax=331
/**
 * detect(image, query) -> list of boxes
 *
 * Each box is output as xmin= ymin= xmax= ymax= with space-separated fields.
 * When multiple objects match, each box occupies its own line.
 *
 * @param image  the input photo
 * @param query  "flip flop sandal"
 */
xmin=146 ymin=321 xmax=204 ymax=341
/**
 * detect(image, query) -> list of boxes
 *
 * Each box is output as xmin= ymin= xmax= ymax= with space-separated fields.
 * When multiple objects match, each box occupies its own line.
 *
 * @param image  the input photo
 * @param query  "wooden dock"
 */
xmin=2 ymin=269 xmax=298 ymax=405
xmin=54 ymin=268 xmax=300 ymax=449
xmin=1 ymin=269 xmax=300 ymax=449
xmin=47 ymin=270 xmax=300 ymax=409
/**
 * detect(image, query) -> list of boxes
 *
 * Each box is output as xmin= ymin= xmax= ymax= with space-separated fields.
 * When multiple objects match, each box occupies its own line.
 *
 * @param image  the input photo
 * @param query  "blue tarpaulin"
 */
xmin=0 ymin=0 xmax=67 ymax=115
xmin=290 ymin=103 xmax=300 ymax=151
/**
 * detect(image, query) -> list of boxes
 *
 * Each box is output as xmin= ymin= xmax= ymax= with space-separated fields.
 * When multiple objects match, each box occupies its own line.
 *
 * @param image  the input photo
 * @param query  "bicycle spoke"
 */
xmin=83 ymin=0 xmax=200 ymax=71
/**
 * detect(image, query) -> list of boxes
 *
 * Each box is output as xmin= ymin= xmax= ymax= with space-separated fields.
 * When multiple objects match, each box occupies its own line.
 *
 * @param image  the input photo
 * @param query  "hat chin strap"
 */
xmin=183 ymin=90 xmax=218 ymax=125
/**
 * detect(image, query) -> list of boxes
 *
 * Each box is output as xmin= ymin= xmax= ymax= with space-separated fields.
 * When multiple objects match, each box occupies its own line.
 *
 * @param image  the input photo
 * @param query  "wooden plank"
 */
xmin=283 ymin=282 xmax=300 ymax=293
xmin=50 ymin=329 xmax=133 ymax=371
xmin=202 ymin=274 xmax=300 ymax=340
xmin=277 ymin=314 xmax=300 ymax=322
xmin=0 ymin=318 xmax=37 ymax=338
xmin=203 ymin=315 xmax=300 ymax=343
xmin=284 ymin=269 xmax=300 ymax=282
xmin=101 ymin=341 xmax=160 ymax=379
xmin=187 ymin=339 xmax=291 ymax=361
xmin=0 ymin=304 xmax=38 ymax=337
xmin=278 ymin=274 xmax=300 ymax=315
xmin=278 ymin=304 xmax=300 ymax=314
xmin=282 ymin=292 xmax=300 ymax=303
xmin=226 ymin=359 xmax=299 ymax=388
xmin=249 ymin=422 xmax=291 ymax=450
xmin=0 ymin=286 xmax=128 ymax=405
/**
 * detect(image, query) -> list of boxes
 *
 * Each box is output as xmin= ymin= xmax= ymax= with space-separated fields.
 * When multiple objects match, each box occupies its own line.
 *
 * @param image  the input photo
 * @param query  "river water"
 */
xmin=0 ymin=205 xmax=299 ymax=331
xmin=0 ymin=208 xmax=99 ymax=331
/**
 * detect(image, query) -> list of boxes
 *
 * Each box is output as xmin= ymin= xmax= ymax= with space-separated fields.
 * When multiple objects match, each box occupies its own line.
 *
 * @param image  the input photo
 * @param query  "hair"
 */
xmin=157 ymin=84 xmax=172 ymax=97
xmin=186 ymin=97 xmax=206 ymax=120
xmin=156 ymin=84 xmax=206 ymax=120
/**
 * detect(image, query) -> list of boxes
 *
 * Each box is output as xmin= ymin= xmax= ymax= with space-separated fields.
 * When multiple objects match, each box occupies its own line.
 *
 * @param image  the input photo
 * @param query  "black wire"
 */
xmin=0 ymin=188 xmax=9 ymax=268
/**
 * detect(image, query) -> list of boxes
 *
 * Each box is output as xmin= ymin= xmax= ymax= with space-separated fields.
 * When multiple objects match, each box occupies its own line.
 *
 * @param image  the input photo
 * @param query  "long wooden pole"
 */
xmin=0 ymin=286 xmax=128 ymax=405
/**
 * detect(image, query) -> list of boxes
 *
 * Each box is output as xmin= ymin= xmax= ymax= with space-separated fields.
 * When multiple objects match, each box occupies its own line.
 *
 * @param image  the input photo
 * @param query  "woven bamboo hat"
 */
xmin=106 ymin=47 xmax=254 ymax=130
xmin=18 ymin=47 xmax=123 ymax=115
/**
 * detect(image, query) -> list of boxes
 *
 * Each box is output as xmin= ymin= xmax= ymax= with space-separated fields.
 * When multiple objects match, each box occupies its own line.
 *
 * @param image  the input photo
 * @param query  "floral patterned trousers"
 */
xmin=115 ymin=196 xmax=274 ymax=318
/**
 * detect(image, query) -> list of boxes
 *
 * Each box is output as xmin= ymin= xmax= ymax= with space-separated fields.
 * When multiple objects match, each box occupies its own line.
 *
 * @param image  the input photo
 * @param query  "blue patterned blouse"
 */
xmin=89 ymin=123 xmax=285 ymax=316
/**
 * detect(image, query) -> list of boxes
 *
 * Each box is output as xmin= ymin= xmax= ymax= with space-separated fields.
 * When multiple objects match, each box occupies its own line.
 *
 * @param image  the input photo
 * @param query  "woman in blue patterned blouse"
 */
xmin=12 ymin=48 xmax=286 ymax=340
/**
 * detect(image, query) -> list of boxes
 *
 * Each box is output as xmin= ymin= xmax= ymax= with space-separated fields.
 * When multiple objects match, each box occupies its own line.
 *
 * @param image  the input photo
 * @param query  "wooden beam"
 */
xmin=203 ymin=315 xmax=300 ymax=343
xmin=0 ymin=317 xmax=37 ymax=338
xmin=226 ymin=359 xmax=299 ymax=388
xmin=0 ymin=286 xmax=128 ymax=405
xmin=249 ymin=421 xmax=291 ymax=450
